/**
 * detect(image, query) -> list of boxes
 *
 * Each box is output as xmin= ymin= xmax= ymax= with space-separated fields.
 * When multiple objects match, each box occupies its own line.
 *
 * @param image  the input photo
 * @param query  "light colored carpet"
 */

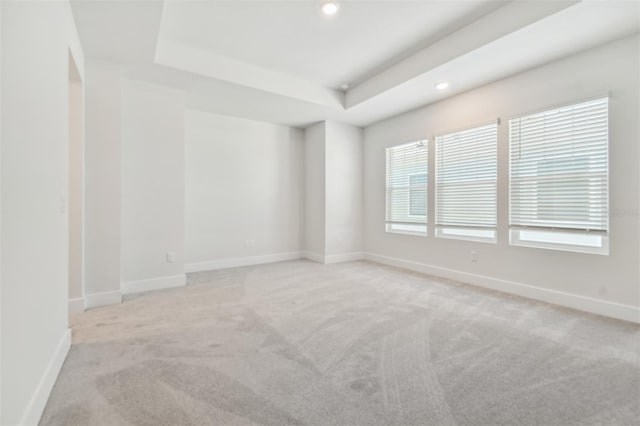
xmin=41 ymin=260 xmax=640 ymax=426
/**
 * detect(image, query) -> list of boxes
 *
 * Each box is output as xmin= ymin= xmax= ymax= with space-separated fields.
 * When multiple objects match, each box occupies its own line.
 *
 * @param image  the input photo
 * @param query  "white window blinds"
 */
xmin=435 ymin=123 xmax=497 ymax=241
xmin=385 ymin=141 xmax=428 ymax=235
xmin=509 ymin=97 xmax=609 ymax=234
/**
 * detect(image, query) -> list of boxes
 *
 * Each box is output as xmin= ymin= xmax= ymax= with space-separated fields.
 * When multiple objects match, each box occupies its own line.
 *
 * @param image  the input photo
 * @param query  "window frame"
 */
xmin=508 ymin=96 xmax=610 ymax=255
xmin=434 ymin=121 xmax=498 ymax=244
xmin=385 ymin=140 xmax=428 ymax=236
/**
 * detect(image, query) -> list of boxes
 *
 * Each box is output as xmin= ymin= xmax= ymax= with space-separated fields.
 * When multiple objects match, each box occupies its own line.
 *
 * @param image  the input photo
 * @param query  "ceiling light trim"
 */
xmin=322 ymin=2 xmax=339 ymax=16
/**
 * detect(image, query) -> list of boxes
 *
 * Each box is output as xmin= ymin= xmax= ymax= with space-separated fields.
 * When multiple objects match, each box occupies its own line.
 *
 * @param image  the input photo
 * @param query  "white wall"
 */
xmin=325 ymin=121 xmax=363 ymax=258
xmin=303 ymin=122 xmax=326 ymax=257
xmin=185 ymin=110 xmax=304 ymax=270
xmin=1 ymin=2 xmax=4 ymax=421
xmin=121 ymin=79 xmax=186 ymax=292
xmin=363 ymin=36 xmax=640 ymax=320
xmin=84 ymin=60 xmax=122 ymax=305
xmin=1 ymin=1 xmax=84 ymax=424
xmin=68 ymin=62 xmax=83 ymax=302
xmin=303 ymin=121 xmax=364 ymax=261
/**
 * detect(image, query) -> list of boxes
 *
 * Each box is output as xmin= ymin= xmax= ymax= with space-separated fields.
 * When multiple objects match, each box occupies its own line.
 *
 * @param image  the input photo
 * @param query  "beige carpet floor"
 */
xmin=41 ymin=260 xmax=640 ymax=425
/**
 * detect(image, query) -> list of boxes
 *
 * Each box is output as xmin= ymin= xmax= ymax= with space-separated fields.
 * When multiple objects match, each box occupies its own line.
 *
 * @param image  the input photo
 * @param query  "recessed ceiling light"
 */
xmin=322 ymin=2 xmax=339 ymax=16
xmin=435 ymin=82 xmax=449 ymax=90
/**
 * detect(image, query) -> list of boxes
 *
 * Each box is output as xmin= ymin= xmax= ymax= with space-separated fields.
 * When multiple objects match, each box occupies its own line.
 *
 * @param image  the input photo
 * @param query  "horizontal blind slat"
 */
xmin=436 ymin=123 xmax=497 ymax=229
xmin=509 ymin=97 xmax=608 ymax=231
xmin=386 ymin=141 xmax=428 ymax=226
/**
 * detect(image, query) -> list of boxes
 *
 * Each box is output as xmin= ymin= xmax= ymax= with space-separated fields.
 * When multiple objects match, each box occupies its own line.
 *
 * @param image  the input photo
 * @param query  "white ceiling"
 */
xmin=159 ymin=0 xmax=502 ymax=89
xmin=70 ymin=0 xmax=640 ymax=128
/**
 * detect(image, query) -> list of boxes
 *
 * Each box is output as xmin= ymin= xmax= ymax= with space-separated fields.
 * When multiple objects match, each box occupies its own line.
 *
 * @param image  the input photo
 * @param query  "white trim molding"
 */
xmin=186 ymin=252 xmax=302 ymax=273
xmin=302 ymin=251 xmax=325 ymax=263
xmin=121 ymin=274 xmax=186 ymax=295
xmin=303 ymin=251 xmax=365 ymax=264
xmin=84 ymin=290 xmax=122 ymax=309
xmin=68 ymin=297 xmax=85 ymax=315
xmin=19 ymin=329 xmax=71 ymax=426
xmin=324 ymin=252 xmax=365 ymax=264
xmin=364 ymin=252 xmax=640 ymax=324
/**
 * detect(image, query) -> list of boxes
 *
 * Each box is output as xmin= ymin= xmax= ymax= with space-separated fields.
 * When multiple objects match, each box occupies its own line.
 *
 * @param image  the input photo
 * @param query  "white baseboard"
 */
xmin=303 ymin=251 xmax=364 ymax=264
xmin=325 ymin=252 xmax=364 ymax=264
xmin=121 ymin=274 xmax=186 ymax=295
xmin=19 ymin=328 xmax=71 ymax=426
xmin=68 ymin=297 xmax=85 ymax=315
xmin=84 ymin=290 xmax=122 ymax=309
xmin=302 ymin=251 xmax=325 ymax=263
xmin=364 ymin=252 xmax=640 ymax=324
xmin=186 ymin=251 xmax=302 ymax=273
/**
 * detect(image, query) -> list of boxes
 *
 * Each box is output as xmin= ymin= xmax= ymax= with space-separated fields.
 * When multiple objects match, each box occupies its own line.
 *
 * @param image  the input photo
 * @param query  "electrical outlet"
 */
xmin=166 ymin=251 xmax=176 ymax=263
xmin=471 ymin=251 xmax=478 ymax=263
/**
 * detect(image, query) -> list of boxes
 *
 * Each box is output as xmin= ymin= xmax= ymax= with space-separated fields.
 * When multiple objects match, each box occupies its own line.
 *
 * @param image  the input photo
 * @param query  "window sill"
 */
xmin=386 ymin=223 xmax=427 ymax=236
xmin=435 ymin=227 xmax=496 ymax=244
xmin=509 ymin=228 xmax=609 ymax=255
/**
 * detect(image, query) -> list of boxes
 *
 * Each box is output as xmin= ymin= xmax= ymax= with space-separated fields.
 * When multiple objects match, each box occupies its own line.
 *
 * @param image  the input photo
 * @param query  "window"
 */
xmin=435 ymin=123 xmax=498 ymax=242
xmin=386 ymin=141 xmax=428 ymax=235
xmin=409 ymin=173 xmax=427 ymax=216
xmin=509 ymin=97 xmax=609 ymax=254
